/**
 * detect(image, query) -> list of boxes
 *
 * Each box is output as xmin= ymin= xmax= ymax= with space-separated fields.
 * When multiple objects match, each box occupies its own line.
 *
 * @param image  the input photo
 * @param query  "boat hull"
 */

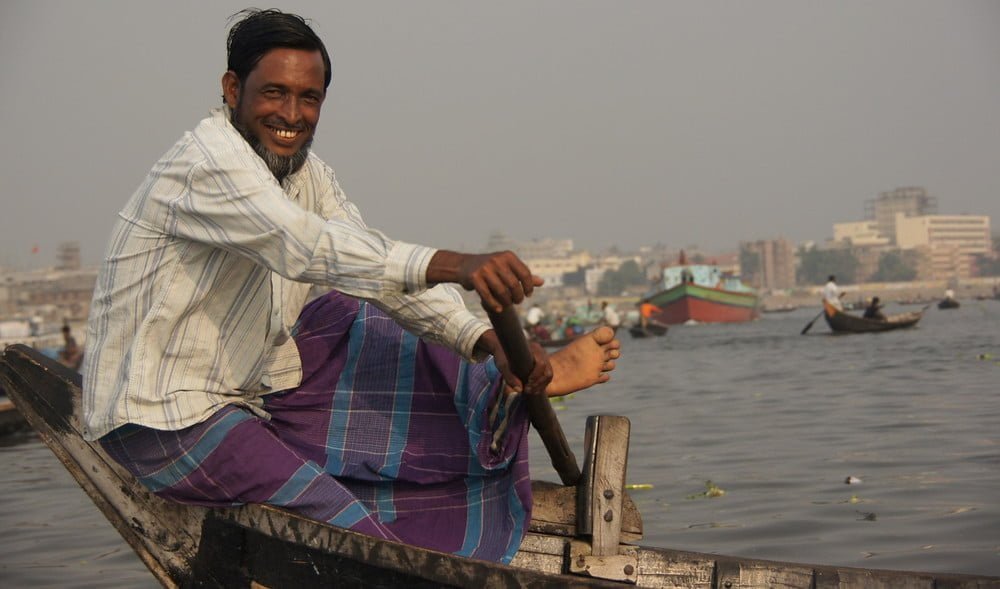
xmin=644 ymin=283 xmax=759 ymax=324
xmin=822 ymin=300 xmax=923 ymax=334
xmin=3 ymin=344 xmax=997 ymax=588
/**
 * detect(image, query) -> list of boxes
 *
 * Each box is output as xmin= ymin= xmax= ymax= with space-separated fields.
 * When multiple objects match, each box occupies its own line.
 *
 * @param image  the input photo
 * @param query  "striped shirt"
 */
xmin=81 ymin=107 xmax=489 ymax=441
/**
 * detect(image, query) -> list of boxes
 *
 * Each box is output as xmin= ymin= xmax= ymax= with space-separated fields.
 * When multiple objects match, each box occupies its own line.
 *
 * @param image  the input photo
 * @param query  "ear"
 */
xmin=222 ymin=71 xmax=241 ymax=109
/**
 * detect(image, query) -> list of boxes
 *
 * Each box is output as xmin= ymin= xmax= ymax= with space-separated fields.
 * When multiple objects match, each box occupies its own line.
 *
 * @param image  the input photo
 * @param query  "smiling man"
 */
xmin=81 ymin=9 xmax=620 ymax=563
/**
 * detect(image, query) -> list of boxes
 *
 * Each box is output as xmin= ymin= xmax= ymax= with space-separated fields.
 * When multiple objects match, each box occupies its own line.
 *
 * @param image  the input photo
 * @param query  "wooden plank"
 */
xmin=589 ymin=416 xmax=630 ymax=556
xmin=530 ymin=480 xmax=642 ymax=539
xmin=634 ymin=549 xmax=715 ymax=588
xmin=715 ymin=558 xmax=815 ymax=588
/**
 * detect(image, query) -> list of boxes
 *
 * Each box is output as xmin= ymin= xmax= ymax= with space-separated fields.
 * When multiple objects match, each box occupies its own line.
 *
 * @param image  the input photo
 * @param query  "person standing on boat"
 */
xmin=80 ymin=9 xmax=621 ymax=564
xmin=638 ymin=301 xmax=662 ymax=329
xmin=823 ymin=275 xmax=844 ymax=310
xmin=600 ymin=301 xmax=621 ymax=329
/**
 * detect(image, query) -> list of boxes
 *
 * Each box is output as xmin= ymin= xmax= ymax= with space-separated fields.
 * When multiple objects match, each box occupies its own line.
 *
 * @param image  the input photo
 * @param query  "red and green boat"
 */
xmin=641 ymin=257 xmax=759 ymax=325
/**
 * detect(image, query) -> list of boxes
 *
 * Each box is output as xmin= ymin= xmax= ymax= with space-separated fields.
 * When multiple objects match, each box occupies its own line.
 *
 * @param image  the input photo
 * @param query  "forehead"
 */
xmin=247 ymin=48 xmax=325 ymax=91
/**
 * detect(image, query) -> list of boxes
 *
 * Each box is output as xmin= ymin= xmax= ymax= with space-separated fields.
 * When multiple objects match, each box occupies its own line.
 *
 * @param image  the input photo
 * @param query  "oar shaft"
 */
xmin=487 ymin=306 xmax=581 ymax=486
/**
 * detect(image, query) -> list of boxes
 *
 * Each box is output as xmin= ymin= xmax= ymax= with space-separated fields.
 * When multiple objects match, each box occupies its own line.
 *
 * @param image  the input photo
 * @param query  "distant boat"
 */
xmin=761 ymin=304 xmax=798 ymax=314
xmin=937 ymin=298 xmax=960 ymax=310
xmin=822 ymin=300 xmax=923 ymax=334
xmin=627 ymin=323 xmax=668 ymax=338
xmin=640 ymin=253 xmax=759 ymax=325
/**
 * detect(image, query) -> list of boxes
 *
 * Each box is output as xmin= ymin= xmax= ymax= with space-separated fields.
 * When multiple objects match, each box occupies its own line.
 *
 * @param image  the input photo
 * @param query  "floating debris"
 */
xmin=848 ymin=494 xmax=862 ymax=504
xmin=857 ymin=510 xmax=877 ymax=521
xmin=625 ymin=483 xmax=654 ymax=490
xmin=845 ymin=476 xmax=863 ymax=485
xmin=686 ymin=480 xmax=726 ymax=500
xmin=976 ymin=353 xmax=993 ymax=361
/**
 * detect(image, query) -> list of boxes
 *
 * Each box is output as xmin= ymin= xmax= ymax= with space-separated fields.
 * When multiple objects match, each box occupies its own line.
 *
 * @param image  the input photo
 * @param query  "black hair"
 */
xmin=226 ymin=9 xmax=332 ymax=89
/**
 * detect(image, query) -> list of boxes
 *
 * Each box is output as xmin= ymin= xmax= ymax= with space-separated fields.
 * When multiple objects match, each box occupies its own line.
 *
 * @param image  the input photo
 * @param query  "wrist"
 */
xmin=427 ymin=250 xmax=463 ymax=285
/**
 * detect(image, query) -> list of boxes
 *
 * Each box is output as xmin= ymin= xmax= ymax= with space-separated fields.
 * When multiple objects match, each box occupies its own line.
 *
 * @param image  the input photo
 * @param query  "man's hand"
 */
xmin=475 ymin=329 xmax=553 ymax=396
xmin=427 ymin=250 xmax=543 ymax=313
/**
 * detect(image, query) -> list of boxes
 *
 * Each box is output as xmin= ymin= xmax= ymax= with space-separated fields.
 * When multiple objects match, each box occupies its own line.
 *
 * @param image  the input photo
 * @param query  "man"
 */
xmin=524 ymin=303 xmax=549 ymax=341
xmin=600 ymin=301 xmax=621 ymax=328
xmin=638 ymin=301 xmax=662 ymax=328
xmin=82 ymin=9 xmax=619 ymax=563
xmin=57 ymin=324 xmax=83 ymax=370
xmin=862 ymin=296 xmax=886 ymax=321
xmin=823 ymin=275 xmax=843 ymax=310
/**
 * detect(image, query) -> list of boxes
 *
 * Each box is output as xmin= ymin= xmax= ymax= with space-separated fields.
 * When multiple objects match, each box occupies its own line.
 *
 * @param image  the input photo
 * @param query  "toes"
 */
xmin=592 ymin=326 xmax=615 ymax=344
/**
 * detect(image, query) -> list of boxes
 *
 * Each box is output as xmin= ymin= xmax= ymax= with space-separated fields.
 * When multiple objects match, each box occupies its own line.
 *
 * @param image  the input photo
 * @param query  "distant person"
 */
xmin=600 ymin=301 xmax=621 ymax=329
xmin=524 ymin=303 xmax=549 ymax=341
xmin=823 ymin=275 xmax=844 ymax=310
xmin=944 ymin=288 xmax=956 ymax=301
xmin=862 ymin=297 xmax=886 ymax=321
xmin=58 ymin=324 xmax=83 ymax=371
xmin=525 ymin=302 xmax=544 ymax=328
xmin=638 ymin=301 xmax=662 ymax=328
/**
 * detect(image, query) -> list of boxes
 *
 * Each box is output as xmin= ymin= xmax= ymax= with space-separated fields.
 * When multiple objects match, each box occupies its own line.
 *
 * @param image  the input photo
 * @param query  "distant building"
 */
xmin=484 ymin=232 xmax=575 ymax=259
xmin=739 ymin=239 xmax=795 ymax=291
xmin=56 ymin=241 xmax=82 ymax=271
xmin=519 ymin=252 xmax=591 ymax=288
xmin=895 ymin=214 xmax=991 ymax=279
xmin=833 ymin=220 xmax=890 ymax=247
xmin=865 ymin=186 xmax=937 ymax=244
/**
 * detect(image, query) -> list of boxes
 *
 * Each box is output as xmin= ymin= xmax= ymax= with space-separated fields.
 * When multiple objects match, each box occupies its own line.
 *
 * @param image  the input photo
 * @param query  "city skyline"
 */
xmin=2 ymin=1 xmax=999 ymax=268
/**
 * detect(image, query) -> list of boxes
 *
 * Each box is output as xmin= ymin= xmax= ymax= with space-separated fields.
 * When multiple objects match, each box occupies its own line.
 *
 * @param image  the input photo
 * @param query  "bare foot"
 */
xmin=545 ymin=326 xmax=621 ymax=397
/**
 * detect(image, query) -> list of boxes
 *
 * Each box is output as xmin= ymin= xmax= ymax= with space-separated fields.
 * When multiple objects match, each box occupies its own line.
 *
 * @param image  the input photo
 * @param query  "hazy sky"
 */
xmin=2 ymin=1 xmax=998 ymax=268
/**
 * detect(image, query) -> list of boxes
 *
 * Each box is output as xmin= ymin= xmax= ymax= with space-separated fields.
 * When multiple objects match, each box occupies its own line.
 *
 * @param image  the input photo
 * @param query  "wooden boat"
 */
xmin=642 ymin=253 xmax=758 ymax=325
xmin=4 ymin=343 xmax=998 ymax=587
xmin=938 ymin=298 xmax=960 ymax=310
xmin=822 ymin=300 xmax=924 ymax=334
xmin=627 ymin=323 xmax=668 ymax=338
xmin=760 ymin=304 xmax=798 ymax=314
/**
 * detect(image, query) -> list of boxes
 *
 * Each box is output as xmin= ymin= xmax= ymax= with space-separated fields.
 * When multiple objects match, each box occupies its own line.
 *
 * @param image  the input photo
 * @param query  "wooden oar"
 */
xmin=800 ymin=309 xmax=824 ymax=335
xmin=487 ymin=306 xmax=582 ymax=486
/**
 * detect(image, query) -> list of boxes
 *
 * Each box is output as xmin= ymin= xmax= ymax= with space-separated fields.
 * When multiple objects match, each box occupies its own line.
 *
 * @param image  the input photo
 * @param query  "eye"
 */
xmin=262 ymin=88 xmax=283 ymax=98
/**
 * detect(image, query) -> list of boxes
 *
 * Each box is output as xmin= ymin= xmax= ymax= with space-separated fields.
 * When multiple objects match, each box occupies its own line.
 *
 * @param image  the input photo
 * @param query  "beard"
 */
xmin=230 ymin=108 xmax=312 ymax=182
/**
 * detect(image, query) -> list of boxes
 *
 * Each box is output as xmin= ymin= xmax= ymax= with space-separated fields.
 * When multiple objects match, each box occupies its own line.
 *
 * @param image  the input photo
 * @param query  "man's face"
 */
xmin=223 ymin=48 xmax=326 ymax=178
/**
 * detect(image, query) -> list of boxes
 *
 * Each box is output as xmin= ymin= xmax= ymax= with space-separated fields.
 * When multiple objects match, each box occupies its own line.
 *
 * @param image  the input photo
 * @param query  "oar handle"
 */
xmin=487 ymin=306 xmax=581 ymax=486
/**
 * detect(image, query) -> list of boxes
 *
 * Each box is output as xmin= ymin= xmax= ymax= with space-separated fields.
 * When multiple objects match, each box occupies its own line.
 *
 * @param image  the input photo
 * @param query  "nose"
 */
xmin=279 ymin=96 xmax=301 ymax=125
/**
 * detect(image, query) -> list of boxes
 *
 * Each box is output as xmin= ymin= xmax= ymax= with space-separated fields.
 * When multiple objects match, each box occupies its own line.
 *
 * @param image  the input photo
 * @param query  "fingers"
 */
xmin=523 ymin=343 xmax=553 ymax=396
xmin=462 ymin=251 xmax=539 ymax=313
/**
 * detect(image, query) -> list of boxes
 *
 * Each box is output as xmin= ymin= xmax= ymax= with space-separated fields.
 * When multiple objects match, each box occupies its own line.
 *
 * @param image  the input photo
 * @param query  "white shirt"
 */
xmin=602 ymin=306 xmax=621 ymax=327
xmin=822 ymin=280 xmax=842 ymax=310
xmin=81 ymin=107 xmax=488 ymax=440
xmin=525 ymin=306 xmax=544 ymax=326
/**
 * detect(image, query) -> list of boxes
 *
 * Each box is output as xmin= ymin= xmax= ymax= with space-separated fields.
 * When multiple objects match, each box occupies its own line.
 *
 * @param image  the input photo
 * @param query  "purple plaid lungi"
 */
xmin=99 ymin=291 xmax=533 ymax=563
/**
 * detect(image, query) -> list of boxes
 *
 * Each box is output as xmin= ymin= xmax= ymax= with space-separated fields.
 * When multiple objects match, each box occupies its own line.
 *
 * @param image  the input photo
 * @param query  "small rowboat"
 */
xmin=3 ymin=341 xmax=997 ymax=587
xmin=627 ymin=323 xmax=668 ymax=338
xmin=822 ymin=300 xmax=924 ymax=334
xmin=938 ymin=298 xmax=960 ymax=310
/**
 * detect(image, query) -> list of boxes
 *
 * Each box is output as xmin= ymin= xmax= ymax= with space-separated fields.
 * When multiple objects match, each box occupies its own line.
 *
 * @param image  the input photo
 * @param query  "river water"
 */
xmin=2 ymin=301 xmax=998 ymax=585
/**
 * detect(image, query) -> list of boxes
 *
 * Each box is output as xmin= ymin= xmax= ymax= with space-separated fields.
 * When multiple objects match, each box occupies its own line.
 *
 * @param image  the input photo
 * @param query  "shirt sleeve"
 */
xmin=162 ymin=145 xmax=433 ymax=301
xmin=313 ymin=163 xmax=490 ymax=360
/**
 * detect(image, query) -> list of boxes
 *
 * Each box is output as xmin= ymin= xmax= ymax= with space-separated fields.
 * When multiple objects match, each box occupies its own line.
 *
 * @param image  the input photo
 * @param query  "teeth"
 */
xmin=270 ymin=127 xmax=298 ymax=139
